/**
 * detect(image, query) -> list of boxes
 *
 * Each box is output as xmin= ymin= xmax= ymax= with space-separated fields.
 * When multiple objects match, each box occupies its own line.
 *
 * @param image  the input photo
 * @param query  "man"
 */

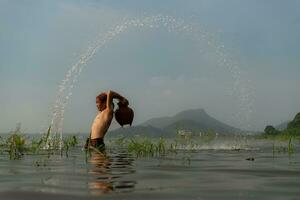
xmin=86 ymin=90 xmax=128 ymax=150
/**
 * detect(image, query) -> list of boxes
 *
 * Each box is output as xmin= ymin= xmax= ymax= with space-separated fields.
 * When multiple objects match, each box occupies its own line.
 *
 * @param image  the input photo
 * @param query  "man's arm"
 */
xmin=106 ymin=90 xmax=128 ymax=110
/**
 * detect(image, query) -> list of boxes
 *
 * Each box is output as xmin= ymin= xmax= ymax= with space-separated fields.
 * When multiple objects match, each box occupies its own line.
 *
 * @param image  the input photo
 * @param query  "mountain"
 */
xmin=108 ymin=108 xmax=240 ymax=137
xmin=141 ymin=109 xmax=210 ymax=128
xmin=140 ymin=116 xmax=174 ymax=129
xmin=143 ymin=109 xmax=239 ymax=133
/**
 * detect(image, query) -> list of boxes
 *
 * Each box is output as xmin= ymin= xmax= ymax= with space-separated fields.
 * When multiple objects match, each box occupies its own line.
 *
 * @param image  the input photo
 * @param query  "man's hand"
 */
xmin=107 ymin=90 xmax=129 ymax=108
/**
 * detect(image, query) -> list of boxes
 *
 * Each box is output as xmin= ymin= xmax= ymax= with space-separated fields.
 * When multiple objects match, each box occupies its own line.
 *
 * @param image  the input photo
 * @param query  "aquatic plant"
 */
xmin=62 ymin=135 xmax=79 ymax=157
xmin=198 ymin=131 xmax=216 ymax=143
xmin=0 ymin=125 xmax=79 ymax=160
xmin=272 ymin=136 xmax=295 ymax=156
xmin=124 ymin=136 xmax=204 ymax=157
xmin=288 ymin=137 xmax=294 ymax=155
xmin=169 ymin=139 xmax=178 ymax=153
xmin=113 ymin=136 xmax=127 ymax=147
xmin=6 ymin=133 xmax=26 ymax=160
xmin=127 ymin=137 xmax=167 ymax=157
xmin=157 ymin=137 xmax=166 ymax=154
xmin=0 ymin=136 xmax=4 ymax=154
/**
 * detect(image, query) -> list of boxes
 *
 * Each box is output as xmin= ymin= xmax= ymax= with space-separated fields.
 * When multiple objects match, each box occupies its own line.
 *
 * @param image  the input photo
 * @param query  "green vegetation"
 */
xmin=197 ymin=131 xmax=216 ymax=143
xmin=287 ymin=113 xmax=300 ymax=129
xmin=263 ymin=112 xmax=300 ymax=140
xmin=6 ymin=133 xmax=26 ymax=160
xmin=127 ymin=137 xmax=166 ymax=157
xmin=0 ymin=124 xmax=79 ymax=160
xmin=113 ymin=132 xmax=242 ymax=157
xmin=109 ymin=128 xmax=225 ymax=157
xmin=260 ymin=112 xmax=300 ymax=156
xmin=288 ymin=137 xmax=294 ymax=154
xmin=111 ymin=136 xmax=193 ymax=165
xmin=261 ymin=112 xmax=300 ymax=157
xmin=112 ymin=136 xmax=177 ymax=157
xmin=272 ymin=138 xmax=294 ymax=156
xmin=62 ymin=135 xmax=78 ymax=157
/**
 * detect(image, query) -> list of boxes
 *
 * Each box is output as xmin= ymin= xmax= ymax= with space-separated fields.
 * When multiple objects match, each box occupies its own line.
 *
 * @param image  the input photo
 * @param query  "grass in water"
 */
xmin=272 ymin=136 xmax=295 ymax=156
xmin=115 ymin=136 xmax=197 ymax=157
xmin=127 ymin=137 xmax=166 ymax=157
xmin=288 ymin=137 xmax=294 ymax=155
xmin=0 ymin=125 xmax=79 ymax=160
xmin=6 ymin=133 xmax=26 ymax=160
xmin=1 ymin=124 xmax=298 ymax=161
xmin=62 ymin=135 xmax=79 ymax=157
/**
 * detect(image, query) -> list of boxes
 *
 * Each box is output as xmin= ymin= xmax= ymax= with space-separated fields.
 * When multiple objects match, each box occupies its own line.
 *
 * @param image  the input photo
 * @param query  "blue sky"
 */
xmin=1 ymin=0 xmax=300 ymax=133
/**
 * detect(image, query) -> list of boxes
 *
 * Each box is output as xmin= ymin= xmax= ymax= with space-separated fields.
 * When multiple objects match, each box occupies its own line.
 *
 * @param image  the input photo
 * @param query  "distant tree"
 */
xmin=264 ymin=125 xmax=279 ymax=135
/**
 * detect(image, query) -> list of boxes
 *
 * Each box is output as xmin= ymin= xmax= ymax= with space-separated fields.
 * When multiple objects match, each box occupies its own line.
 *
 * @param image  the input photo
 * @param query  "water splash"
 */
xmin=46 ymin=15 xmax=254 ymax=149
xmin=175 ymin=137 xmax=257 ymax=151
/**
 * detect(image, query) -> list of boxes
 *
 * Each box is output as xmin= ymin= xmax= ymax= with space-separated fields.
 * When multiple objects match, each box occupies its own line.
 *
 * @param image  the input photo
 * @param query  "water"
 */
xmin=47 ymin=15 xmax=254 ymax=148
xmin=1 ymin=139 xmax=300 ymax=200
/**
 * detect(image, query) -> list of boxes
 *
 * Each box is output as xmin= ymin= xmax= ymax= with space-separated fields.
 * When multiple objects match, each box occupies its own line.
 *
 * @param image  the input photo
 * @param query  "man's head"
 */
xmin=96 ymin=93 xmax=107 ymax=111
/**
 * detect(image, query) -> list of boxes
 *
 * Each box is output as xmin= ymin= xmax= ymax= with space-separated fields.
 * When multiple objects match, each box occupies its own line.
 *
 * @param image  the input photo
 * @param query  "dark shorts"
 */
xmin=85 ymin=137 xmax=105 ymax=150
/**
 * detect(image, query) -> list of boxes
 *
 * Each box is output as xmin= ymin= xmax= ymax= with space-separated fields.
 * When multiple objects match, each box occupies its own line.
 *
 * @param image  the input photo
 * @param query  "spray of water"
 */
xmin=46 ymin=15 xmax=254 ymax=149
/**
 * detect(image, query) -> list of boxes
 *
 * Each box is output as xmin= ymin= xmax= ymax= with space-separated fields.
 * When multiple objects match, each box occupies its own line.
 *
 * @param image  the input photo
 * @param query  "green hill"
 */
xmin=287 ymin=112 xmax=300 ymax=129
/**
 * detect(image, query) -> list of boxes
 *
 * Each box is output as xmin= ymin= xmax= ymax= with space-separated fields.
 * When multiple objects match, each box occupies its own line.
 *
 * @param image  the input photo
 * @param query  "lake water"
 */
xmin=0 ymin=139 xmax=300 ymax=200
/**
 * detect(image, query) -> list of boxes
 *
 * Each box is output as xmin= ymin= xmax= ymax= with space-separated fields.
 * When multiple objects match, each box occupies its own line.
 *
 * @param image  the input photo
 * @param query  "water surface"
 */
xmin=1 ymin=140 xmax=299 ymax=200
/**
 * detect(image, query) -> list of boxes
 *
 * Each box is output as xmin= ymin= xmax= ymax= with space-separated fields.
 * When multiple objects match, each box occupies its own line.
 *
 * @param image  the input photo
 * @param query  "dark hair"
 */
xmin=96 ymin=93 xmax=107 ymax=103
xmin=96 ymin=92 xmax=115 ymax=110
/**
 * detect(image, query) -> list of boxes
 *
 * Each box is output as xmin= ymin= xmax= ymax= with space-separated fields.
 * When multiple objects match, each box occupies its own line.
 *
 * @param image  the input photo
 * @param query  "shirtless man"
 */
xmin=86 ymin=90 xmax=128 ymax=150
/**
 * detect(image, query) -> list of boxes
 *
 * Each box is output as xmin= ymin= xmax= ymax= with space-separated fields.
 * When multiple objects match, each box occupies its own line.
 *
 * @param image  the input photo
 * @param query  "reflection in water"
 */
xmin=88 ymin=150 xmax=136 ymax=195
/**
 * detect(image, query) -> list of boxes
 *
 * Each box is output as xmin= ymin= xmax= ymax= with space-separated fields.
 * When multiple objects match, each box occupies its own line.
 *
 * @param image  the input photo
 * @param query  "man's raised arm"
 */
xmin=106 ymin=90 xmax=128 ymax=110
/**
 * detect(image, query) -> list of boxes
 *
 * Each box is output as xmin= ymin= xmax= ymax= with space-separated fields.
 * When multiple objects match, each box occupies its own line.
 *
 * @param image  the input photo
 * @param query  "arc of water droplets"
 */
xmin=46 ymin=15 xmax=253 ymax=149
xmin=204 ymin=37 xmax=254 ymax=130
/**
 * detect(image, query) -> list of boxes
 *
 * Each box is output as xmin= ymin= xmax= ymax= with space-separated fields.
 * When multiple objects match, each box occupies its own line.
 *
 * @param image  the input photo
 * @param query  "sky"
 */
xmin=1 ymin=0 xmax=300 ymax=133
